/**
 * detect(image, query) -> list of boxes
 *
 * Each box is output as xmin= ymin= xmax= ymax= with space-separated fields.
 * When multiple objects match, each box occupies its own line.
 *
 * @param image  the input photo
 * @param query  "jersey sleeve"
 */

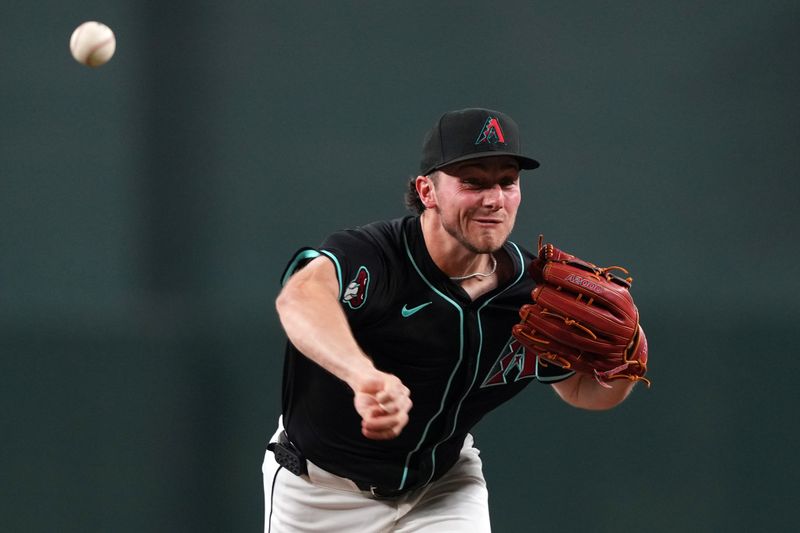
xmin=280 ymin=226 xmax=395 ymax=327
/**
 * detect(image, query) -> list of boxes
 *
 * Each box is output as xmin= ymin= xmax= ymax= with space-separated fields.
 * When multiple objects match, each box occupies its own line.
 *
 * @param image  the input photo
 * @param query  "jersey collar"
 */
xmin=403 ymin=216 xmax=525 ymax=302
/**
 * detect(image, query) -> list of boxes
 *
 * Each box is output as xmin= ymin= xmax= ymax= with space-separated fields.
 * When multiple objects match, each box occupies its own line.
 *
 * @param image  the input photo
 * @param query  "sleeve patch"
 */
xmin=342 ymin=266 xmax=370 ymax=310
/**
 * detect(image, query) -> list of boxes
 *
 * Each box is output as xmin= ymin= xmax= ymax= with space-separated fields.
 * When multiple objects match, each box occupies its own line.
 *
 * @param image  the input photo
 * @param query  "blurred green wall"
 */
xmin=2 ymin=1 xmax=799 ymax=531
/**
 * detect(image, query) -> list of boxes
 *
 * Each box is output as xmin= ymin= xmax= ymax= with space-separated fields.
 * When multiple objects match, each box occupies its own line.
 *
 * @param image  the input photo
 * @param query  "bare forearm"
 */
xmin=276 ymin=256 xmax=412 ymax=439
xmin=276 ymin=282 xmax=374 ymax=389
xmin=551 ymin=373 xmax=636 ymax=410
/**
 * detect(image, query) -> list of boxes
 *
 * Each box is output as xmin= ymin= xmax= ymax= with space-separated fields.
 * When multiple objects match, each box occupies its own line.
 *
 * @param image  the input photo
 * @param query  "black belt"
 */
xmin=269 ymin=431 xmax=411 ymax=499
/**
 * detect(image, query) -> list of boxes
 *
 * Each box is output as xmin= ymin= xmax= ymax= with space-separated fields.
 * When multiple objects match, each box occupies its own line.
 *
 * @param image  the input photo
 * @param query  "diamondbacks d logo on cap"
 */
xmin=474 ymin=116 xmax=506 ymax=145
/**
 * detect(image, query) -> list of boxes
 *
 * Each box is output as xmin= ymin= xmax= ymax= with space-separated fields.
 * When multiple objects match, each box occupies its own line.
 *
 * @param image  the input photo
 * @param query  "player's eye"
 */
xmin=500 ymin=176 xmax=519 ymax=188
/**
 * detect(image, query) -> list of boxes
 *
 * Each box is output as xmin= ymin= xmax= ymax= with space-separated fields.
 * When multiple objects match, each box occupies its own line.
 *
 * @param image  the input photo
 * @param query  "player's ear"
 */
xmin=416 ymin=175 xmax=437 ymax=209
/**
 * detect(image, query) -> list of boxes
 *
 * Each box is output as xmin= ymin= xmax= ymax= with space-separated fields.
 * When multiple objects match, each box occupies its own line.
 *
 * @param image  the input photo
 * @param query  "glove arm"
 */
xmin=551 ymin=372 xmax=636 ymax=411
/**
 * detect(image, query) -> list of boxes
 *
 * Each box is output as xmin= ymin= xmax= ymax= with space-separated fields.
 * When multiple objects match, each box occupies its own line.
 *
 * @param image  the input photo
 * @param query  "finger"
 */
xmin=374 ymin=396 xmax=412 ymax=419
xmin=356 ymin=395 xmax=400 ymax=416
xmin=373 ymin=397 xmax=392 ymax=413
xmin=363 ymin=409 xmax=403 ymax=426
xmin=362 ymin=428 xmax=399 ymax=440
xmin=371 ymin=399 xmax=401 ymax=416
xmin=362 ymin=410 xmax=408 ymax=431
xmin=374 ymin=386 xmax=410 ymax=408
xmin=354 ymin=390 xmax=383 ymax=411
xmin=361 ymin=417 xmax=408 ymax=440
xmin=358 ymin=377 xmax=385 ymax=395
xmin=362 ymin=421 xmax=398 ymax=436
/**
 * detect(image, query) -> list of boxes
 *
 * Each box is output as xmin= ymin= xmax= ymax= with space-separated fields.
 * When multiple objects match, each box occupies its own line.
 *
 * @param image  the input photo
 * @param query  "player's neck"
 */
xmin=419 ymin=211 xmax=497 ymax=283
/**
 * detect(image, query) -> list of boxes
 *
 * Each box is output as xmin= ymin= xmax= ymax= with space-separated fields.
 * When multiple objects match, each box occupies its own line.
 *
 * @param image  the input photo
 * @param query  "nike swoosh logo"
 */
xmin=401 ymin=302 xmax=432 ymax=318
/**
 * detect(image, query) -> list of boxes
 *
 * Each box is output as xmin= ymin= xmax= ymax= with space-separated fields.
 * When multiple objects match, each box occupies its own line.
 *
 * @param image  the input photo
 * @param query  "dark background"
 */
xmin=2 ymin=1 xmax=799 ymax=531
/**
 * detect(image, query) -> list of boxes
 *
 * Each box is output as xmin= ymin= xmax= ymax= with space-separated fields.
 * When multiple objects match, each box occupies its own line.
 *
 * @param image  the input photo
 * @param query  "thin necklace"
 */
xmin=449 ymin=254 xmax=497 ymax=281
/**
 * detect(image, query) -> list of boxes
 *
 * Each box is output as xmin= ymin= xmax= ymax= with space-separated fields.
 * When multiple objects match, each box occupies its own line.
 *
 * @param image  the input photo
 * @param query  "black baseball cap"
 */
xmin=419 ymin=108 xmax=540 ymax=175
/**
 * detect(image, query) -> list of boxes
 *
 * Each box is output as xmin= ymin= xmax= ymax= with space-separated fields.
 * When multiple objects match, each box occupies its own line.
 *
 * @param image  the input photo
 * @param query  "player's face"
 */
xmin=431 ymin=156 xmax=521 ymax=254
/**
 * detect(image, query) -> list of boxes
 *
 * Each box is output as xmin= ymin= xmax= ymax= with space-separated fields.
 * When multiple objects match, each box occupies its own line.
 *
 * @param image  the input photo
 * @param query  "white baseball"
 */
xmin=70 ymin=21 xmax=116 ymax=67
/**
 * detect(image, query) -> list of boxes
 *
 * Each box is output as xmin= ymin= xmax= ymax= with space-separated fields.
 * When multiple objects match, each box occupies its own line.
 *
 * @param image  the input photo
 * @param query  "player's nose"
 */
xmin=482 ymin=184 xmax=504 ymax=209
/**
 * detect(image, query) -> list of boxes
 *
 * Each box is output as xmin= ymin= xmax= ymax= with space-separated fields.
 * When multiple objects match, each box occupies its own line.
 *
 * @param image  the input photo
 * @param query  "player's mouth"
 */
xmin=472 ymin=217 xmax=504 ymax=226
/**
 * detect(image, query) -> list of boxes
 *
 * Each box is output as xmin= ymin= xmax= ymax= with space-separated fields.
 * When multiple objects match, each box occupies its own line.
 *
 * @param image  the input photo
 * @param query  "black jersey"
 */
xmin=280 ymin=216 xmax=573 ymax=492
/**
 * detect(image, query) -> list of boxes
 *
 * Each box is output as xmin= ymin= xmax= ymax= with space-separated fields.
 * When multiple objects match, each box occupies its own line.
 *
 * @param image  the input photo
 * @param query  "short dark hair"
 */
xmin=403 ymin=173 xmax=439 ymax=214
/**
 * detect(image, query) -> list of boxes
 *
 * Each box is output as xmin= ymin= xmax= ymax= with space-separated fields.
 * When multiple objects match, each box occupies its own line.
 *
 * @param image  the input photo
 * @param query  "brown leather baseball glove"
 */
xmin=512 ymin=238 xmax=650 ymax=388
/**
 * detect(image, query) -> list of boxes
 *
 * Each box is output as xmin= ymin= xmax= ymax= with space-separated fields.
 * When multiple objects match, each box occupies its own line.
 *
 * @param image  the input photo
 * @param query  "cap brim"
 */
xmin=423 ymin=151 xmax=540 ymax=175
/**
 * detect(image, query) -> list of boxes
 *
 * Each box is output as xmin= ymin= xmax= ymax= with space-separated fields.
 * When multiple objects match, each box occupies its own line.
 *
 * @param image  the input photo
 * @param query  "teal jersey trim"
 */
xmin=398 ymin=231 xmax=465 ymax=492
xmin=319 ymin=249 xmax=344 ymax=299
xmin=420 ymin=241 xmax=528 ymax=486
xmin=536 ymin=357 xmax=576 ymax=382
xmin=281 ymin=249 xmax=322 ymax=286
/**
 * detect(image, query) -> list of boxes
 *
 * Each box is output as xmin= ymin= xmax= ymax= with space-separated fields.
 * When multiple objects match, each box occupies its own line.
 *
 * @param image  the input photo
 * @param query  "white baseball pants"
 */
xmin=262 ymin=423 xmax=491 ymax=533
